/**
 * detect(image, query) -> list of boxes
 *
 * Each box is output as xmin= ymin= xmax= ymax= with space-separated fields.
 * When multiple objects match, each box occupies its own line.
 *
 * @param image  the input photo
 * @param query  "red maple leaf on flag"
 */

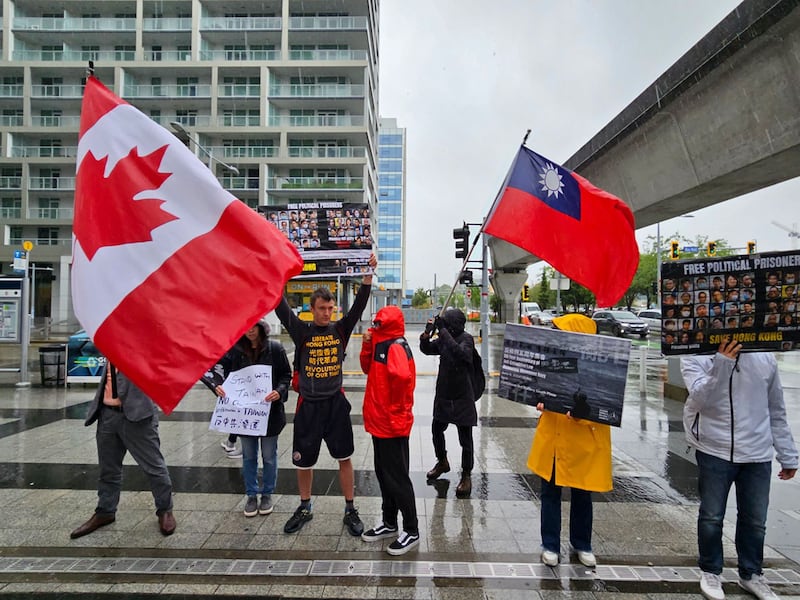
xmin=74 ymin=145 xmax=177 ymax=260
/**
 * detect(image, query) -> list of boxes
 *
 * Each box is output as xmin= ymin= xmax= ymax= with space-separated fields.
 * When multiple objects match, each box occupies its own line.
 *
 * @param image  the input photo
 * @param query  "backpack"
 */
xmin=470 ymin=347 xmax=486 ymax=401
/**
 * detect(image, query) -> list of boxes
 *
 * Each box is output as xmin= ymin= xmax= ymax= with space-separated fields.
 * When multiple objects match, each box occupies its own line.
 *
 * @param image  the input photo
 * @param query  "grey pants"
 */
xmin=95 ymin=407 xmax=173 ymax=515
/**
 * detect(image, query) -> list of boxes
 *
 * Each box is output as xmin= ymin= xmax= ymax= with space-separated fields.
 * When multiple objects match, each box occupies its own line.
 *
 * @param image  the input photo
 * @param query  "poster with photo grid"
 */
xmin=660 ymin=250 xmax=800 ymax=355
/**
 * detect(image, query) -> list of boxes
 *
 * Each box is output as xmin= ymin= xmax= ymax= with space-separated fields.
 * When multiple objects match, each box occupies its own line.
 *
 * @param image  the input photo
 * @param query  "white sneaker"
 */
xmin=576 ymin=550 xmax=596 ymax=568
xmin=738 ymin=574 xmax=778 ymax=600
xmin=541 ymin=549 xmax=559 ymax=566
xmin=221 ymin=439 xmax=236 ymax=452
xmin=700 ymin=571 xmax=725 ymax=600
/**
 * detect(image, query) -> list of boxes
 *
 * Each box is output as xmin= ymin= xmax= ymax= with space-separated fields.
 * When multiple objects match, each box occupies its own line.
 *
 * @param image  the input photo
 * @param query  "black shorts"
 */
xmin=291 ymin=390 xmax=354 ymax=468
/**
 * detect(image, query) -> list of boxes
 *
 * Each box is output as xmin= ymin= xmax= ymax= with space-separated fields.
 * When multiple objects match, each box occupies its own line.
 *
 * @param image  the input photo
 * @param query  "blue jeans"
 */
xmin=695 ymin=450 xmax=771 ymax=579
xmin=540 ymin=467 xmax=593 ymax=553
xmin=240 ymin=435 xmax=278 ymax=498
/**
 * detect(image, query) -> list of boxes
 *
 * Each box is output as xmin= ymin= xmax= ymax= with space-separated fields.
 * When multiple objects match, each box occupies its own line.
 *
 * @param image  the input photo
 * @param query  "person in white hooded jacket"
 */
xmin=681 ymin=338 xmax=798 ymax=600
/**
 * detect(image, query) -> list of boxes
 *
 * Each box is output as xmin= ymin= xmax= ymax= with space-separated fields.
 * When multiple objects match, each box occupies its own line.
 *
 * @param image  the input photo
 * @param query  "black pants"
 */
xmin=373 ymin=436 xmax=418 ymax=534
xmin=431 ymin=419 xmax=474 ymax=474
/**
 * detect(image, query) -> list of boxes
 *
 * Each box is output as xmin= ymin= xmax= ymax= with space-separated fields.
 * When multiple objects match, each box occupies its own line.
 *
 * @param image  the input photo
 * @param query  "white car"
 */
xmin=637 ymin=309 xmax=662 ymax=332
xmin=525 ymin=310 xmax=554 ymax=326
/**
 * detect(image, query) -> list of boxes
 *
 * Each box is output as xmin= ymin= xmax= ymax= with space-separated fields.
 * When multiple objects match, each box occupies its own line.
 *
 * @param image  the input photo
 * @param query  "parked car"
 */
xmin=636 ymin=309 xmax=662 ymax=332
xmin=592 ymin=310 xmax=650 ymax=338
xmin=525 ymin=310 xmax=554 ymax=326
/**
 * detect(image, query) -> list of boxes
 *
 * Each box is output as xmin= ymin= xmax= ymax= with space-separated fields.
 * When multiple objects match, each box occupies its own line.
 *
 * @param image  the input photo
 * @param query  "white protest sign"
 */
xmin=209 ymin=364 xmax=273 ymax=436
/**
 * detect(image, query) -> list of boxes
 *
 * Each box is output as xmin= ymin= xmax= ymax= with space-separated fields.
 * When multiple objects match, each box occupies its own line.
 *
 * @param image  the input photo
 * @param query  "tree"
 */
xmin=534 ymin=269 xmax=553 ymax=309
xmin=411 ymin=287 xmax=430 ymax=308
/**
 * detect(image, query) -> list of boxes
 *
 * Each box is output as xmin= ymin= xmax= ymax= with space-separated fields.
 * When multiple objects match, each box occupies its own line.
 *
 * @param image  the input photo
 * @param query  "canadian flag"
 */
xmin=72 ymin=77 xmax=303 ymax=414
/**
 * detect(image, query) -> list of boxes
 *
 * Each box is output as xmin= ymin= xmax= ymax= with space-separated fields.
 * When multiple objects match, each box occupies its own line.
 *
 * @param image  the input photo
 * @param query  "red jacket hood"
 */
xmin=369 ymin=305 xmax=405 ymax=342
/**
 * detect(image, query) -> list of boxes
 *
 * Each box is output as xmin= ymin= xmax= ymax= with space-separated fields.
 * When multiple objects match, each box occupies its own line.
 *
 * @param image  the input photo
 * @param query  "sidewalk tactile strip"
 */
xmin=0 ymin=556 xmax=796 ymax=586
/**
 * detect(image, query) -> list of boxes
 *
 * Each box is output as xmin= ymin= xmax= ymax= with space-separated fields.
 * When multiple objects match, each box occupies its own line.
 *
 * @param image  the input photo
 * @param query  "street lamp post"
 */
xmin=169 ymin=122 xmax=240 ymax=175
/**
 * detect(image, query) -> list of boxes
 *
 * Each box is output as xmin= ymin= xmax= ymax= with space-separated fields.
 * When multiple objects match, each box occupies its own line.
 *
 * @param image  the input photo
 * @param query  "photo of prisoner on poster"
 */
xmin=498 ymin=324 xmax=631 ymax=427
xmin=660 ymin=249 xmax=800 ymax=355
xmin=259 ymin=202 xmax=373 ymax=277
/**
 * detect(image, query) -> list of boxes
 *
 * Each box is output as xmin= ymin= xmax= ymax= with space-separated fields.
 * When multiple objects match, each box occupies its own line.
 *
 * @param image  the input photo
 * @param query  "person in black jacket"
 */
xmin=208 ymin=320 xmax=291 ymax=517
xmin=420 ymin=307 xmax=477 ymax=497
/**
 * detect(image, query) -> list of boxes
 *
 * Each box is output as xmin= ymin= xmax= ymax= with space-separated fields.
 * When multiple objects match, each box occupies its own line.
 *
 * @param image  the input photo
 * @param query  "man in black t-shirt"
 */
xmin=276 ymin=253 xmax=377 ymax=536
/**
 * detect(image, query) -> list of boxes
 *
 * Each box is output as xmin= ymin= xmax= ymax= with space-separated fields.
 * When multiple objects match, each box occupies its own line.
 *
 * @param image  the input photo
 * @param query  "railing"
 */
xmin=14 ymin=49 xmax=135 ymax=62
xmin=268 ymin=176 xmax=363 ymax=190
xmin=268 ymin=115 xmax=364 ymax=127
xmin=142 ymin=17 xmax=192 ymax=31
xmin=200 ymin=16 xmax=281 ymax=30
xmin=28 ymin=177 xmax=76 ymax=190
xmin=0 ymin=177 xmax=22 ymax=189
xmin=199 ymin=49 xmax=280 ymax=61
xmin=218 ymin=84 xmax=261 ymax=97
xmin=0 ymin=207 xmax=21 ymax=218
xmin=0 ymin=85 xmax=23 ymax=97
xmin=288 ymin=16 xmax=368 ymax=30
xmin=288 ymin=49 xmax=367 ymax=61
xmin=13 ymin=16 xmax=136 ymax=31
xmin=11 ymin=237 xmax=73 ymax=247
xmin=29 ymin=207 xmax=74 ymax=220
xmin=220 ymin=176 xmax=261 ymax=190
xmin=33 ymin=115 xmax=82 ymax=127
xmin=123 ymin=84 xmax=212 ymax=98
xmin=10 ymin=147 xmax=78 ymax=158
xmin=216 ymin=115 xmax=261 ymax=127
xmin=287 ymin=146 xmax=366 ymax=159
xmin=149 ymin=114 xmax=213 ymax=127
xmin=269 ymin=83 xmax=364 ymax=98
xmin=30 ymin=84 xmax=85 ymax=98
xmin=209 ymin=146 xmax=277 ymax=159
xmin=143 ymin=50 xmax=193 ymax=61
xmin=0 ymin=115 xmax=23 ymax=126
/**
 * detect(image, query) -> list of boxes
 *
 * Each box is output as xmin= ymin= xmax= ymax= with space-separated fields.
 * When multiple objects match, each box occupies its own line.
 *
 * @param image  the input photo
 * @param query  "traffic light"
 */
xmin=669 ymin=240 xmax=680 ymax=260
xmin=747 ymin=240 xmax=756 ymax=254
xmin=459 ymin=269 xmax=474 ymax=286
xmin=453 ymin=224 xmax=469 ymax=259
xmin=707 ymin=241 xmax=717 ymax=256
xmin=521 ymin=283 xmax=530 ymax=302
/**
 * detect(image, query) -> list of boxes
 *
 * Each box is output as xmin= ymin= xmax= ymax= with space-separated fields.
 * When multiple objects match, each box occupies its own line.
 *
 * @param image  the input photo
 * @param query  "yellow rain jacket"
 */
xmin=526 ymin=314 xmax=613 ymax=492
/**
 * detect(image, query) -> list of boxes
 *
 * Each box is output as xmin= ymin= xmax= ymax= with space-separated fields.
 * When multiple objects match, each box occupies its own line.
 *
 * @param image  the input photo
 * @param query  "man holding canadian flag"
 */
xmin=72 ymin=76 xmax=304 ymax=415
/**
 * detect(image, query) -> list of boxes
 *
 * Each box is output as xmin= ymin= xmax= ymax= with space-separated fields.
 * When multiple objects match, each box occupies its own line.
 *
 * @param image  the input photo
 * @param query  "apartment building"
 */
xmin=376 ymin=117 xmax=405 ymax=306
xmin=0 ymin=0 xmax=380 ymax=329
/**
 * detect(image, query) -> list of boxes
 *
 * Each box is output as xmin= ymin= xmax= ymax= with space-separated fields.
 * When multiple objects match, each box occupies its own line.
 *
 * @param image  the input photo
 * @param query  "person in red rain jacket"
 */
xmin=358 ymin=305 xmax=420 ymax=556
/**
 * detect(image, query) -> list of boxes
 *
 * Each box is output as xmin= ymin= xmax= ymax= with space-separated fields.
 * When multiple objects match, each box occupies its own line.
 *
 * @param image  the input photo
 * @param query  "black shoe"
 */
xmin=343 ymin=508 xmax=364 ymax=536
xmin=361 ymin=522 xmax=398 ymax=542
xmin=456 ymin=474 xmax=472 ymax=498
xmin=387 ymin=531 xmax=420 ymax=556
xmin=284 ymin=506 xmax=313 ymax=534
xmin=426 ymin=459 xmax=450 ymax=479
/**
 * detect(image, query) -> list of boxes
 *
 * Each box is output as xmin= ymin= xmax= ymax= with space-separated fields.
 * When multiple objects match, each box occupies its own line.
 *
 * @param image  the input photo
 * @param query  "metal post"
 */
xmin=656 ymin=222 xmax=661 ymax=309
xmin=555 ymin=271 xmax=562 ymax=313
xmin=480 ymin=232 xmax=489 ymax=375
xmin=639 ymin=343 xmax=647 ymax=393
xmin=17 ymin=270 xmax=31 ymax=387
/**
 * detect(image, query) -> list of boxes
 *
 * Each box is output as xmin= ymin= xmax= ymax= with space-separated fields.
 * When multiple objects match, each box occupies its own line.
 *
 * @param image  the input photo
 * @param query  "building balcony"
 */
xmin=216 ymin=115 xmax=262 ymax=127
xmin=218 ymin=84 xmax=261 ymax=98
xmin=267 ymin=176 xmax=363 ymax=191
xmin=200 ymin=16 xmax=281 ymax=30
xmin=288 ymin=49 xmax=368 ymax=61
xmin=143 ymin=17 xmax=192 ymax=31
xmin=29 ymin=177 xmax=76 ymax=190
xmin=0 ymin=85 xmax=24 ymax=98
xmin=143 ymin=50 xmax=193 ymax=61
xmin=0 ymin=115 xmax=23 ymax=126
xmin=14 ymin=49 xmax=136 ymax=61
xmin=13 ymin=16 xmax=136 ymax=31
xmin=268 ymin=115 xmax=365 ymax=127
xmin=220 ymin=176 xmax=261 ymax=190
xmin=10 ymin=147 xmax=78 ymax=159
xmin=8 ymin=237 xmax=72 ymax=248
xmin=269 ymin=84 xmax=364 ymax=98
xmin=30 ymin=85 xmax=85 ymax=98
xmin=287 ymin=146 xmax=366 ymax=159
xmin=288 ymin=16 xmax=368 ymax=30
xmin=33 ymin=115 xmax=82 ymax=128
xmin=150 ymin=114 xmax=214 ymax=127
xmin=123 ymin=84 xmax=212 ymax=98
xmin=200 ymin=49 xmax=280 ymax=61
xmin=28 ymin=207 xmax=74 ymax=220
xmin=210 ymin=146 xmax=277 ymax=159
xmin=0 ymin=207 xmax=22 ymax=219
xmin=0 ymin=177 xmax=22 ymax=190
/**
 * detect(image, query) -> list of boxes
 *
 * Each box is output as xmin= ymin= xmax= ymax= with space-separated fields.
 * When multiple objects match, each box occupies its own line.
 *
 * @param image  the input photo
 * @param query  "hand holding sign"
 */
xmin=209 ymin=365 xmax=274 ymax=436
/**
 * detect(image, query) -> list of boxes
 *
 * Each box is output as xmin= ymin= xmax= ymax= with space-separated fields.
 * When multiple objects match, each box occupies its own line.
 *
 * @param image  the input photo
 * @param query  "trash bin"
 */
xmin=39 ymin=344 xmax=66 ymax=386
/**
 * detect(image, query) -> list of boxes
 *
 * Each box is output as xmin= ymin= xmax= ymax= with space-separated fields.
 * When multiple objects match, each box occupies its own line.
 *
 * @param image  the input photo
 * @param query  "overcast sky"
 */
xmin=378 ymin=0 xmax=800 ymax=291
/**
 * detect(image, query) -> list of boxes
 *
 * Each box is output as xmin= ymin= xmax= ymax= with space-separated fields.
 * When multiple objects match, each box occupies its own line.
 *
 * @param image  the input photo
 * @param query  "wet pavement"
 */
xmin=0 ymin=325 xmax=799 ymax=598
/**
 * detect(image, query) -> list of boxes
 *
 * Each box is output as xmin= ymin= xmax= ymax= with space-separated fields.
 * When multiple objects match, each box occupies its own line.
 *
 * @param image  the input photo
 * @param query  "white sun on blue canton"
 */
xmin=539 ymin=162 xmax=565 ymax=198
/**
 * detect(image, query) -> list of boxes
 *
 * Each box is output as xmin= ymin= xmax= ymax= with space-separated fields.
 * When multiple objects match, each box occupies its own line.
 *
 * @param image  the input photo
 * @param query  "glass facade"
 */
xmin=376 ymin=118 xmax=406 ymax=303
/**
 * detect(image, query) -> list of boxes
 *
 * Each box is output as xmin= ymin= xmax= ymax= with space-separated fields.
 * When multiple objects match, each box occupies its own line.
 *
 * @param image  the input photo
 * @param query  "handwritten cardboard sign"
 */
xmin=208 ymin=365 xmax=273 ymax=436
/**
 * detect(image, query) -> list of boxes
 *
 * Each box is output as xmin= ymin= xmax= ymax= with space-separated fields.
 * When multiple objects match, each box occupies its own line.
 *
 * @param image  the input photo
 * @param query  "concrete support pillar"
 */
xmin=491 ymin=271 xmax=528 ymax=326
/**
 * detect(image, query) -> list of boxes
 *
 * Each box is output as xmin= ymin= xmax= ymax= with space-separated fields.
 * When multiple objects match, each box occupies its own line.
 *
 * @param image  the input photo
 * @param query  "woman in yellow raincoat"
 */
xmin=526 ymin=314 xmax=612 ymax=568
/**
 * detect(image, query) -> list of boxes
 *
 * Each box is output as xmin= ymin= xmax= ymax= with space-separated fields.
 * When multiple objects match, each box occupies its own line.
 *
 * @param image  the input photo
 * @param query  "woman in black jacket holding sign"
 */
xmin=208 ymin=320 xmax=291 ymax=517
xmin=419 ymin=308 xmax=477 ymax=497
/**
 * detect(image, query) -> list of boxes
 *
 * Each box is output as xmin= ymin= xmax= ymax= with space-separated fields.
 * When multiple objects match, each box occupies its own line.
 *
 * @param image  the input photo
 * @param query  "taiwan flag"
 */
xmin=72 ymin=77 xmax=304 ymax=414
xmin=483 ymin=145 xmax=638 ymax=307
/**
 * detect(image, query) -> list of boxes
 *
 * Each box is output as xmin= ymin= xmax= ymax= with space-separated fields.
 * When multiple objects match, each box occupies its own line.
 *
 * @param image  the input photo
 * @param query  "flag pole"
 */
xmin=479 ymin=130 xmax=529 ymax=236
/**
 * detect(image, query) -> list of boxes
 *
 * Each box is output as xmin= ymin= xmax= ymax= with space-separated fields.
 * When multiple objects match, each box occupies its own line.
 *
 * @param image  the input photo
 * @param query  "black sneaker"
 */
xmin=343 ymin=508 xmax=364 ymax=537
xmin=387 ymin=531 xmax=420 ymax=556
xmin=284 ymin=506 xmax=313 ymax=534
xmin=243 ymin=496 xmax=258 ymax=518
xmin=361 ymin=522 xmax=398 ymax=542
